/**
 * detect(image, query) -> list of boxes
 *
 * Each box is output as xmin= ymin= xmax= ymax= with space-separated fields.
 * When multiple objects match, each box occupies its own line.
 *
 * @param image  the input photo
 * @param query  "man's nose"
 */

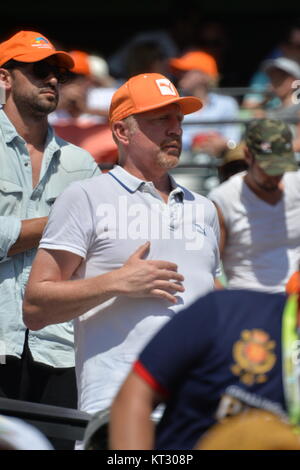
xmin=167 ymin=117 xmax=183 ymax=136
xmin=45 ymin=75 xmax=59 ymax=91
xmin=47 ymin=74 xmax=59 ymax=84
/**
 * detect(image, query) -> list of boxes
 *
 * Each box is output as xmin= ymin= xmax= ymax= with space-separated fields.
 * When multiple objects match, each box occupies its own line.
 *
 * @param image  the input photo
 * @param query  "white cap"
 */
xmin=88 ymin=55 xmax=115 ymax=86
xmin=263 ymin=56 xmax=300 ymax=79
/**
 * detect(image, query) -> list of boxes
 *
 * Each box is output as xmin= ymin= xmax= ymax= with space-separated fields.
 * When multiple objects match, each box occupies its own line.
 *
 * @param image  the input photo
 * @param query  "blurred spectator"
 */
xmin=124 ymin=40 xmax=169 ymax=79
xmin=108 ymin=31 xmax=178 ymax=80
xmin=218 ymin=141 xmax=248 ymax=183
xmin=251 ymin=57 xmax=300 ymax=157
xmin=209 ymin=119 xmax=300 ymax=293
xmin=193 ymin=20 xmax=230 ymax=78
xmin=263 ymin=57 xmax=300 ymax=118
xmin=243 ymin=20 xmax=300 ymax=110
xmin=169 ymin=51 xmax=241 ymax=157
xmin=264 ymin=58 xmax=300 ymax=153
xmin=50 ymin=50 xmax=118 ymax=165
xmin=86 ymin=53 xmax=118 ymax=123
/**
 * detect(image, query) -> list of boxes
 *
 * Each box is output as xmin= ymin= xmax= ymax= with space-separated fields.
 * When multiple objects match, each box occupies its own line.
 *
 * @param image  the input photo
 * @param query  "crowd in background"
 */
xmin=1 ymin=18 xmax=300 ymax=451
xmin=44 ymin=19 xmax=300 ymax=194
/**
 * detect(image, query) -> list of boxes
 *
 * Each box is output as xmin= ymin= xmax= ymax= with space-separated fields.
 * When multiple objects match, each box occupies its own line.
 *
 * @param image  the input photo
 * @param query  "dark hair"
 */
xmin=282 ymin=20 xmax=300 ymax=44
xmin=1 ymin=59 xmax=22 ymax=70
xmin=125 ymin=41 xmax=167 ymax=78
xmin=218 ymin=160 xmax=248 ymax=183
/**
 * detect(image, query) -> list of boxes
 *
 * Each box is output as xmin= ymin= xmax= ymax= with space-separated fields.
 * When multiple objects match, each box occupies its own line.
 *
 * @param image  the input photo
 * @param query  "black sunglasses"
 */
xmin=30 ymin=62 xmax=70 ymax=84
xmin=6 ymin=61 xmax=70 ymax=84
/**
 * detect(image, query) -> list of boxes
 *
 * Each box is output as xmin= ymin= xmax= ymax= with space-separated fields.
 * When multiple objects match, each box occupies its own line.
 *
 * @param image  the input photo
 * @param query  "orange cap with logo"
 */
xmin=68 ymin=50 xmax=91 ymax=76
xmin=169 ymin=51 xmax=218 ymax=79
xmin=109 ymin=73 xmax=202 ymax=124
xmin=0 ymin=30 xmax=74 ymax=69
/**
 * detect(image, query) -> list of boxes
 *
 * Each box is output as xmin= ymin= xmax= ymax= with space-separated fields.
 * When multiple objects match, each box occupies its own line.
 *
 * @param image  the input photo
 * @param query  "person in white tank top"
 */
xmin=209 ymin=119 xmax=300 ymax=293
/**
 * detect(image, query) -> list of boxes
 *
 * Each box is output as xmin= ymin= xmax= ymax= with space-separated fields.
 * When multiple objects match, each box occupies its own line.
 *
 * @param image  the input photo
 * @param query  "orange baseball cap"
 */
xmin=0 ymin=30 xmax=74 ymax=69
xmin=169 ymin=51 xmax=218 ymax=79
xmin=69 ymin=50 xmax=91 ymax=76
xmin=109 ymin=73 xmax=202 ymax=124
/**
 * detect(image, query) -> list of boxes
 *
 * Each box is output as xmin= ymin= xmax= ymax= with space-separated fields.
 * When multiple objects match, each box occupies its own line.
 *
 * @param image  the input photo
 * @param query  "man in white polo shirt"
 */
xmin=23 ymin=73 xmax=221 ymax=418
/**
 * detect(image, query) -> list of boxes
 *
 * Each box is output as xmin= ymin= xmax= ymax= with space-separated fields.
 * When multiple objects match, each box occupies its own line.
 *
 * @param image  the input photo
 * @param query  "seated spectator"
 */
xmin=108 ymin=31 xmax=179 ymax=80
xmin=263 ymin=57 xmax=300 ymax=118
xmin=124 ymin=40 xmax=169 ymax=79
xmin=218 ymin=141 xmax=248 ymax=183
xmin=243 ymin=20 xmax=300 ymax=110
xmin=169 ymin=51 xmax=241 ymax=157
xmin=85 ymin=52 xmax=118 ymax=122
xmin=257 ymin=57 xmax=300 ymax=156
xmin=50 ymin=50 xmax=118 ymax=166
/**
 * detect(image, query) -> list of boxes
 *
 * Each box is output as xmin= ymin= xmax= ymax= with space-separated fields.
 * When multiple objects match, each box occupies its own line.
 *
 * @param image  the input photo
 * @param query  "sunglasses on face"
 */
xmin=18 ymin=61 xmax=70 ymax=84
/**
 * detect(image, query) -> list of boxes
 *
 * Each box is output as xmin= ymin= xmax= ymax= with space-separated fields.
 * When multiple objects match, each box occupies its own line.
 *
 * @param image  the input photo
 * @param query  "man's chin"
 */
xmin=157 ymin=154 xmax=180 ymax=169
xmin=32 ymin=102 xmax=57 ymax=116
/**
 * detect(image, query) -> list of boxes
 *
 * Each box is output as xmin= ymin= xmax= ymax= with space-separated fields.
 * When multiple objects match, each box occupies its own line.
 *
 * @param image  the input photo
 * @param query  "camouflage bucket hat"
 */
xmin=245 ymin=119 xmax=298 ymax=175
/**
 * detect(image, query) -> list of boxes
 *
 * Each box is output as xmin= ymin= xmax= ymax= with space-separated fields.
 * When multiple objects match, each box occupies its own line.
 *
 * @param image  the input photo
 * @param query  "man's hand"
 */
xmin=23 ymin=242 xmax=185 ymax=330
xmin=117 ymin=242 xmax=185 ymax=304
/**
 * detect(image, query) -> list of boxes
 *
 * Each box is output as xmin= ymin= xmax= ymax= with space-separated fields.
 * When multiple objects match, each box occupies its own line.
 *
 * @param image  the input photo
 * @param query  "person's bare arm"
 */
xmin=7 ymin=217 xmax=48 ymax=256
xmin=292 ymin=123 xmax=300 ymax=152
xmin=212 ymin=202 xmax=228 ymax=289
xmin=23 ymin=241 xmax=185 ymax=330
xmin=212 ymin=202 xmax=227 ymax=258
xmin=109 ymin=371 xmax=161 ymax=450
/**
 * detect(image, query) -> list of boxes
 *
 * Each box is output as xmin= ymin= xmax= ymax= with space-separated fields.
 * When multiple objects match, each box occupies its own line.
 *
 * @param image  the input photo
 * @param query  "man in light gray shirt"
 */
xmin=0 ymin=29 xmax=100 ymax=425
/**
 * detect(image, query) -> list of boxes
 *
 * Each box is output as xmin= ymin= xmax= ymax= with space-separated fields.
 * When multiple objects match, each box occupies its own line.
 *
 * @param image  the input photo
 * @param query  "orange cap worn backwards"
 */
xmin=169 ymin=51 xmax=219 ymax=79
xmin=0 ymin=30 xmax=74 ymax=69
xmin=109 ymin=73 xmax=202 ymax=124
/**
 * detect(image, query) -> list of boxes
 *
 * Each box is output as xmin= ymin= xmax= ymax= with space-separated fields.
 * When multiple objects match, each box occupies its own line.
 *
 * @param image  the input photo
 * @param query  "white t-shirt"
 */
xmin=40 ymin=165 xmax=221 ymax=415
xmin=209 ymin=170 xmax=300 ymax=292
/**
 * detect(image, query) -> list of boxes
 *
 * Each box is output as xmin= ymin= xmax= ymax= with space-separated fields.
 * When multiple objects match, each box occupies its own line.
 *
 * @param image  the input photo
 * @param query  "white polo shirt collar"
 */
xmin=109 ymin=165 xmax=184 ymax=201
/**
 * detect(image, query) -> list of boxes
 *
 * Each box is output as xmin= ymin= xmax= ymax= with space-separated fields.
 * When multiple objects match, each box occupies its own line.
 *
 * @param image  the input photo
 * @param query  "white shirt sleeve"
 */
xmin=39 ymin=181 xmax=94 ymax=259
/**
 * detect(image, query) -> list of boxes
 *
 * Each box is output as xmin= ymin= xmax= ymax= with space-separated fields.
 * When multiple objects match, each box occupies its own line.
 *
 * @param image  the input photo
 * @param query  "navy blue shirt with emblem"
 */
xmin=134 ymin=290 xmax=287 ymax=450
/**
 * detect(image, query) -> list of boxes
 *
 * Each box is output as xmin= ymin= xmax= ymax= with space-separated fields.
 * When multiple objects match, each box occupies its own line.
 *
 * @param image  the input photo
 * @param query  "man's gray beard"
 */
xmin=157 ymin=152 xmax=180 ymax=169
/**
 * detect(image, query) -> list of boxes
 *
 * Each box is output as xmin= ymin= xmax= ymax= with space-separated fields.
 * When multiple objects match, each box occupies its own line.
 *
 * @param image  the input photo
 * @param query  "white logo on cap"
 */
xmin=156 ymin=78 xmax=177 ymax=96
xmin=260 ymin=142 xmax=272 ymax=153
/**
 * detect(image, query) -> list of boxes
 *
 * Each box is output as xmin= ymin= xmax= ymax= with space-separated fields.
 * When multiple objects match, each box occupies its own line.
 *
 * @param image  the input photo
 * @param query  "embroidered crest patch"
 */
xmin=231 ymin=329 xmax=276 ymax=385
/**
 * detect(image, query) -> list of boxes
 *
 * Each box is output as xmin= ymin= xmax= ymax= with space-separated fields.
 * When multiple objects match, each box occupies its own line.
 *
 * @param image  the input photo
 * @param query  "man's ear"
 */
xmin=0 ymin=68 xmax=12 ymax=97
xmin=244 ymin=146 xmax=254 ymax=166
xmin=111 ymin=120 xmax=131 ymax=146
